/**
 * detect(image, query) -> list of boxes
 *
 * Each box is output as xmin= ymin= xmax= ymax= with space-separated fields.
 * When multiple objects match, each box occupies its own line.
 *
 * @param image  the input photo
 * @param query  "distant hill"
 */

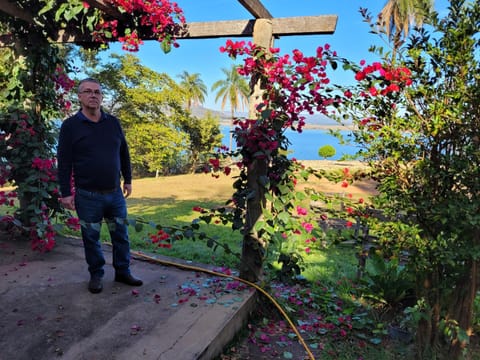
xmin=190 ymin=106 xmax=231 ymax=121
xmin=190 ymin=106 xmax=351 ymax=128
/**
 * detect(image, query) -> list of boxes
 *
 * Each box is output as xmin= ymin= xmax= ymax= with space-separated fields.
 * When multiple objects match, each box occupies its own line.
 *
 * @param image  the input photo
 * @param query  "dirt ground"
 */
xmin=128 ymin=160 xmax=378 ymax=202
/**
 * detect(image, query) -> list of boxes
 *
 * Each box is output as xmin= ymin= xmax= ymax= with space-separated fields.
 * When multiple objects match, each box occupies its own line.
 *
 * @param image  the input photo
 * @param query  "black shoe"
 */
xmin=115 ymin=273 xmax=143 ymax=286
xmin=88 ymin=277 xmax=103 ymax=294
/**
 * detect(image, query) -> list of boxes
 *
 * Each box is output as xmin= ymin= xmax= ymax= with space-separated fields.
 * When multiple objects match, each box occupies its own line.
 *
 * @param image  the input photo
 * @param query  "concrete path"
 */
xmin=0 ymin=233 xmax=256 ymax=360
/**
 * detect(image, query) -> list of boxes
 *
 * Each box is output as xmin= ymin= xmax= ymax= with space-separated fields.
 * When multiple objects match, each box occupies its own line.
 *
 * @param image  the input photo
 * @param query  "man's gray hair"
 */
xmin=78 ymin=78 xmax=101 ymax=92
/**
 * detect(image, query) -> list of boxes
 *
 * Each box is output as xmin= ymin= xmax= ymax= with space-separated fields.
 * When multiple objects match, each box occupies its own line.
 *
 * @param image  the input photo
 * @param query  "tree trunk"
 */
xmin=189 ymin=151 xmax=199 ymax=173
xmin=239 ymin=158 xmax=268 ymax=281
xmin=238 ymin=19 xmax=273 ymax=282
xmin=416 ymin=231 xmax=479 ymax=360
xmin=447 ymin=230 xmax=479 ymax=359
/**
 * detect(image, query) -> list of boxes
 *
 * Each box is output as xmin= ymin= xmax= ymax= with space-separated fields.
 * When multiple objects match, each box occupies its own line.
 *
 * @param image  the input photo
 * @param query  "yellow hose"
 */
xmin=131 ymin=250 xmax=316 ymax=360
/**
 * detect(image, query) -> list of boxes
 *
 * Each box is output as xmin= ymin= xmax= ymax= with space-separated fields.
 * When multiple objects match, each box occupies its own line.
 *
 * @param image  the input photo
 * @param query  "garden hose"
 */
xmin=130 ymin=250 xmax=316 ymax=360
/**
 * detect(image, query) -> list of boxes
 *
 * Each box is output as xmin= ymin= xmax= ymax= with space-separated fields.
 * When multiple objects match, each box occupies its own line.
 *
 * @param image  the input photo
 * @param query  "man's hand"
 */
xmin=123 ymin=183 xmax=132 ymax=198
xmin=59 ymin=195 xmax=75 ymax=210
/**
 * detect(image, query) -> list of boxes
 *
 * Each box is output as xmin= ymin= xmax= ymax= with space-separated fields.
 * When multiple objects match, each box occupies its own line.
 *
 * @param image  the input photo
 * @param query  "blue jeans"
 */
xmin=75 ymin=187 xmax=131 ymax=278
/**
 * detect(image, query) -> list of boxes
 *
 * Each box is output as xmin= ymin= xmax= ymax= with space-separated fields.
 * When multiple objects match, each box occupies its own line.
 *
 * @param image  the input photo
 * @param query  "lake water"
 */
xmin=220 ymin=125 xmax=359 ymax=160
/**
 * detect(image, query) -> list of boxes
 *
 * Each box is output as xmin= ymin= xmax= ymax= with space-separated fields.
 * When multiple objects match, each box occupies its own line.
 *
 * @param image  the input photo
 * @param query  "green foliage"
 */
xmin=178 ymin=111 xmax=223 ymax=173
xmin=126 ymin=122 xmax=187 ymax=175
xmin=359 ymin=252 xmax=415 ymax=308
xmin=332 ymin=0 xmax=480 ymax=356
xmin=318 ymin=144 xmax=336 ymax=159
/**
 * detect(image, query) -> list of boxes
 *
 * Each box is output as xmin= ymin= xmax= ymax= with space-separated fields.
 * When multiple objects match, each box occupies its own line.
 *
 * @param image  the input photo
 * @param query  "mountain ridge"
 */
xmin=190 ymin=105 xmax=351 ymax=129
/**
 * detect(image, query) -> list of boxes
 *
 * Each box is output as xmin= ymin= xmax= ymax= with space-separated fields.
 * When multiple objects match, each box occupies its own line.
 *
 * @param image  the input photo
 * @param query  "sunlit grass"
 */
xmin=1 ymin=172 xmax=364 ymax=276
xmin=301 ymin=246 xmax=358 ymax=284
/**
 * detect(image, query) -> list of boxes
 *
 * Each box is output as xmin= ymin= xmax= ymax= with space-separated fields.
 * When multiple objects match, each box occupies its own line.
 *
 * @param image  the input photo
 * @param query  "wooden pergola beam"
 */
xmin=184 ymin=15 xmax=337 ymax=38
xmin=0 ymin=0 xmax=35 ymax=23
xmin=238 ymin=0 xmax=272 ymax=19
xmin=51 ymin=15 xmax=337 ymax=44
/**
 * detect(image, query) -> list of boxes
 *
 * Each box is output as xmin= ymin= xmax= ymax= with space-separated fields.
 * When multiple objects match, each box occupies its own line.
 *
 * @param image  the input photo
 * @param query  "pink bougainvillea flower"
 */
xmin=301 ymin=222 xmax=314 ymax=233
xmin=296 ymin=206 xmax=307 ymax=216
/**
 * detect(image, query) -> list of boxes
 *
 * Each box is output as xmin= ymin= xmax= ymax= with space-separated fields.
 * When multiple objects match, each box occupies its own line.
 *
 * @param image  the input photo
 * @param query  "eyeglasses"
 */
xmin=79 ymin=89 xmax=102 ymax=96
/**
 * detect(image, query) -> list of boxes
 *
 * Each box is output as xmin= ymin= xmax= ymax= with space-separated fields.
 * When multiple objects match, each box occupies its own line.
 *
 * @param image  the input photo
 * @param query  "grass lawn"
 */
xmin=114 ymin=164 xmax=374 ymax=282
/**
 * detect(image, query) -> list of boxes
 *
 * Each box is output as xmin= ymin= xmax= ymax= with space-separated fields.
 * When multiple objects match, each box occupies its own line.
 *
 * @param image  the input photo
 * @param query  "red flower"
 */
xmin=355 ymin=71 xmax=366 ymax=81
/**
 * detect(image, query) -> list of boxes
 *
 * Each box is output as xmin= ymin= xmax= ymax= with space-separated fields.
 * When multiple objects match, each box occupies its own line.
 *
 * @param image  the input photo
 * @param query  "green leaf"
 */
xmin=54 ymin=3 xmax=68 ymax=22
xmin=38 ymin=0 xmax=56 ymax=16
xmin=254 ymin=220 xmax=265 ymax=232
xmin=161 ymin=40 xmax=172 ymax=54
xmin=277 ymin=211 xmax=291 ymax=224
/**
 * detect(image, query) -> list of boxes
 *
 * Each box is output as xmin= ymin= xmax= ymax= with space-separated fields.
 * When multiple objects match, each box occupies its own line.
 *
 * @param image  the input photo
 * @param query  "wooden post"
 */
xmin=239 ymin=19 xmax=273 ymax=282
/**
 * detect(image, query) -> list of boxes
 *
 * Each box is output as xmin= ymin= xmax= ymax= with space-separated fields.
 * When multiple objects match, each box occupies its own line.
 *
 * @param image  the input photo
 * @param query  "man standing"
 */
xmin=57 ymin=78 xmax=142 ymax=294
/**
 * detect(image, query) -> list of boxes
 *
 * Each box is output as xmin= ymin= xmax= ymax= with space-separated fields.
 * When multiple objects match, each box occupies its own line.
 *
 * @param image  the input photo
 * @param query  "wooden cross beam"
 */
xmin=181 ymin=15 xmax=337 ymax=39
xmin=53 ymin=15 xmax=337 ymax=44
xmin=0 ymin=0 xmax=337 ymax=45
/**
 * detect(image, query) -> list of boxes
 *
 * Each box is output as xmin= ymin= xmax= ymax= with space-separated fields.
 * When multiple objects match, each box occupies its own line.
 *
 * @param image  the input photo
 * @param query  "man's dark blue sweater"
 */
xmin=57 ymin=110 xmax=132 ymax=197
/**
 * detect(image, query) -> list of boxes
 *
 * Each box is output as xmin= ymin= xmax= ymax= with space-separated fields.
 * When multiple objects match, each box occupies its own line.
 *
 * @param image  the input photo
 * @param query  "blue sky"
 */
xmin=102 ymin=0 xmax=450 ymax=111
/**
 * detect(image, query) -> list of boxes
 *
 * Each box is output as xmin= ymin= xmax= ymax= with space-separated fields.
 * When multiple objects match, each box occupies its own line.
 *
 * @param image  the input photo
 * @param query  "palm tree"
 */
xmin=211 ymin=64 xmax=250 ymax=151
xmin=378 ymin=0 xmax=433 ymax=51
xmin=177 ymin=71 xmax=207 ymax=111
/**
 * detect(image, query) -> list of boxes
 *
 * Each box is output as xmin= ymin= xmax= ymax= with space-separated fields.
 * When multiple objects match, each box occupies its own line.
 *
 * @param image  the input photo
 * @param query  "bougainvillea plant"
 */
xmin=0 ymin=48 xmax=80 ymax=251
xmin=39 ymin=0 xmax=186 ymax=52
xmin=193 ymin=40 xmax=371 ymax=281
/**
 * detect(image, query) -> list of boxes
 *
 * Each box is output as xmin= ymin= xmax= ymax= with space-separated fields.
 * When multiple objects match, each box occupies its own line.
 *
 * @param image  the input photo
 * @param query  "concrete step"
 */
xmin=0 ymin=234 xmax=257 ymax=360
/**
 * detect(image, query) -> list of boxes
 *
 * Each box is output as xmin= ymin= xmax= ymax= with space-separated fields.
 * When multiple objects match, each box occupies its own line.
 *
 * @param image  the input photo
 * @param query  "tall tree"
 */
xmin=211 ymin=64 xmax=250 ymax=151
xmin=177 ymin=71 xmax=207 ymax=111
xmin=378 ymin=0 xmax=433 ymax=53
xmin=179 ymin=111 xmax=223 ymax=173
